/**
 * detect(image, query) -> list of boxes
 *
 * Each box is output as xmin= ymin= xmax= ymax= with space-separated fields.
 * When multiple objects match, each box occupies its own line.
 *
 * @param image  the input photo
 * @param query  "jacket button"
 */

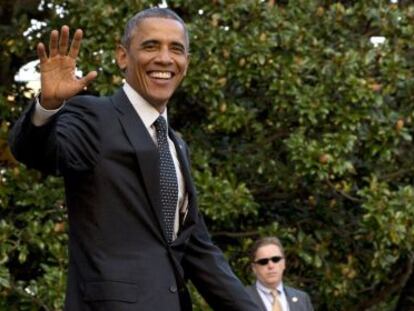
xmin=169 ymin=285 xmax=177 ymax=293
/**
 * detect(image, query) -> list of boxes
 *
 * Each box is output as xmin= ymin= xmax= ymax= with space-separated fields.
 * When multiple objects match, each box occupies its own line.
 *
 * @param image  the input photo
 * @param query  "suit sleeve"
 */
xmin=182 ymin=214 xmax=260 ymax=311
xmin=9 ymin=96 xmax=101 ymax=175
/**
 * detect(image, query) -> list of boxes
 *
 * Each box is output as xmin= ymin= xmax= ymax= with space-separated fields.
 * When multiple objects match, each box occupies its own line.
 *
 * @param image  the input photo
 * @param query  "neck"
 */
xmin=258 ymin=280 xmax=282 ymax=290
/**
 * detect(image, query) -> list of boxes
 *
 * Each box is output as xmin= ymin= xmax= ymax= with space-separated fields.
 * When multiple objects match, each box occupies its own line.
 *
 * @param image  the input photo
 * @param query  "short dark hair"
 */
xmin=121 ymin=7 xmax=189 ymax=50
xmin=249 ymin=237 xmax=285 ymax=262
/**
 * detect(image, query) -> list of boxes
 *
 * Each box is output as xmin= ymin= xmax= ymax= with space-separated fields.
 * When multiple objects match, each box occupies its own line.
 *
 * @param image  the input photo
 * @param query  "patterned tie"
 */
xmin=154 ymin=116 xmax=178 ymax=243
xmin=271 ymin=289 xmax=282 ymax=311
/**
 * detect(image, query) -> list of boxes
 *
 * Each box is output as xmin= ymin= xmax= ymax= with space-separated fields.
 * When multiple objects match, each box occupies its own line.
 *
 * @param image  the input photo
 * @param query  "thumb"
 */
xmin=79 ymin=70 xmax=98 ymax=88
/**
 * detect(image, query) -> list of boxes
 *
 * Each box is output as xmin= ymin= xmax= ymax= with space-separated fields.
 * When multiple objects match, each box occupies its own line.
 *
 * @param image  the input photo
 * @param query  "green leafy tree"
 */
xmin=1 ymin=0 xmax=414 ymax=310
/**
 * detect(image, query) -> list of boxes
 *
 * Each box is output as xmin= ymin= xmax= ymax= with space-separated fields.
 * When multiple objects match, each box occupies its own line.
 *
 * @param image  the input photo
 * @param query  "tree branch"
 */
xmin=7 ymin=281 xmax=51 ymax=311
xmin=326 ymin=179 xmax=362 ymax=203
xmin=355 ymin=255 xmax=414 ymax=310
xmin=211 ymin=230 xmax=260 ymax=238
xmin=380 ymin=168 xmax=414 ymax=182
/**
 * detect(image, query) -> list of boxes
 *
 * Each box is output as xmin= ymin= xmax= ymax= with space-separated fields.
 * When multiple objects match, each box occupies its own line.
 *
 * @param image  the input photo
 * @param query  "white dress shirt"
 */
xmin=32 ymin=82 xmax=188 ymax=240
xmin=256 ymin=281 xmax=290 ymax=311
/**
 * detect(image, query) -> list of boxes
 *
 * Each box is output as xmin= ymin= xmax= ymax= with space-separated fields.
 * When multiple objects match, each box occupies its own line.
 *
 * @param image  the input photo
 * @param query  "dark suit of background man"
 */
xmin=9 ymin=8 xmax=259 ymax=311
xmin=246 ymin=237 xmax=314 ymax=311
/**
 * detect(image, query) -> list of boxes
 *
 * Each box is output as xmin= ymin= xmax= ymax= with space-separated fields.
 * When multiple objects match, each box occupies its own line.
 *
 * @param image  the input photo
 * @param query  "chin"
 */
xmin=270 ymin=282 xmax=280 ymax=288
xmin=265 ymin=278 xmax=280 ymax=285
xmin=149 ymin=93 xmax=173 ymax=104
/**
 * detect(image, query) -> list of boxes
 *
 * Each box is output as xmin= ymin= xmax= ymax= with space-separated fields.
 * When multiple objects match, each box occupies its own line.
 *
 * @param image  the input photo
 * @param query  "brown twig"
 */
xmin=355 ymin=255 xmax=414 ymax=310
xmin=7 ymin=281 xmax=51 ymax=311
xmin=380 ymin=168 xmax=414 ymax=182
xmin=212 ymin=230 xmax=260 ymax=238
xmin=326 ymin=179 xmax=362 ymax=203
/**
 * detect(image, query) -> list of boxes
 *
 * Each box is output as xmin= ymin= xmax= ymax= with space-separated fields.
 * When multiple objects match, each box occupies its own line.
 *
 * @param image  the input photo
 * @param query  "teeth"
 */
xmin=149 ymin=71 xmax=172 ymax=79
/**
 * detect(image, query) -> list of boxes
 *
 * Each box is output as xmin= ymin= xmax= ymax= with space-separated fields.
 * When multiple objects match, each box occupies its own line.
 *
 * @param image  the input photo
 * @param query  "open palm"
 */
xmin=37 ymin=26 xmax=97 ymax=109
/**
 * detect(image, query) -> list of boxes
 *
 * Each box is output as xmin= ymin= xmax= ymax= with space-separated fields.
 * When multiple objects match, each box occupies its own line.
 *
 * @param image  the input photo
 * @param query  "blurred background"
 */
xmin=1 ymin=0 xmax=414 ymax=310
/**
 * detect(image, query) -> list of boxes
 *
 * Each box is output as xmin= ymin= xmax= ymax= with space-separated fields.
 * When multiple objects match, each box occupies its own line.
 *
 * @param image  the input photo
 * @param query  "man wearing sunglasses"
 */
xmin=246 ymin=237 xmax=314 ymax=311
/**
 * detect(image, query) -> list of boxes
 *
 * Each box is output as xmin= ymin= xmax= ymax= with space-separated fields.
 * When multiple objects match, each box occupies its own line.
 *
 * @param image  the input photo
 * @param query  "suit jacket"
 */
xmin=246 ymin=284 xmax=314 ymax=311
xmin=9 ymin=88 xmax=259 ymax=311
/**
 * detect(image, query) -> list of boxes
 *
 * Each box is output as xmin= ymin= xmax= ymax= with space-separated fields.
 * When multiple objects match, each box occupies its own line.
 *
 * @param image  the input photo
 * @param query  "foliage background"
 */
xmin=1 ymin=0 xmax=414 ymax=310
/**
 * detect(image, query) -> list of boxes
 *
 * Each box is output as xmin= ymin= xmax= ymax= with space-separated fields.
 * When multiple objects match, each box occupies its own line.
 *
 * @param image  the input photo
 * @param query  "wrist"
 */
xmin=32 ymin=95 xmax=64 ymax=126
xmin=40 ymin=96 xmax=64 ymax=110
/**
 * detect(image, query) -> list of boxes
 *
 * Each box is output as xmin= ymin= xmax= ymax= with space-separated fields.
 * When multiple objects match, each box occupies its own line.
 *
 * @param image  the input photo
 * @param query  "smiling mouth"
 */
xmin=148 ymin=71 xmax=174 ymax=79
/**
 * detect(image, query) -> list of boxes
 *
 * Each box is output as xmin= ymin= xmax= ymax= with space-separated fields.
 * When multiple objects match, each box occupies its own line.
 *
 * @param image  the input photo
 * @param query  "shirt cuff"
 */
xmin=31 ymin=96 xmax=64 ymax=126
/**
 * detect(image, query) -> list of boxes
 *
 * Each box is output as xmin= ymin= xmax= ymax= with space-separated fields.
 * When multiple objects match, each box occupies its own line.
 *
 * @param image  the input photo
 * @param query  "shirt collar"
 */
xmin=256 ymin=280 xmax=284 ymax=295
xmin=122 ymin=82 xmax=168 ymax=129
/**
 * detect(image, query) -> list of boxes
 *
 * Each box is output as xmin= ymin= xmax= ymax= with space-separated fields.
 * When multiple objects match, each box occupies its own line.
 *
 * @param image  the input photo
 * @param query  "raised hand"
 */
xmin=37 ymin=25 xmax=97 ymax=109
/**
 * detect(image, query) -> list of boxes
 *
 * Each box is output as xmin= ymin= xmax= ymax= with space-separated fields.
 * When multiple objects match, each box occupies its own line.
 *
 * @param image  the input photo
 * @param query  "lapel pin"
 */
xmin=292 ymin=297 xmax=298 ymax=303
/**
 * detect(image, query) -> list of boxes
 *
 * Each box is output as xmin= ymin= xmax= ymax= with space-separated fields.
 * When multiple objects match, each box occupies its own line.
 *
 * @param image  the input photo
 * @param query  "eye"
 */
xmin=171 ymin=44 xmax=185 ymax=54
xmin=141 ymin=41 xmax=159 ymax=51
xmin=144 ymin=44 xmax=157 ymax=51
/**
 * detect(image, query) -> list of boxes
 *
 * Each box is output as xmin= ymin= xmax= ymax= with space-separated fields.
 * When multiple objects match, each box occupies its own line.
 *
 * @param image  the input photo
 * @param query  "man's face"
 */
xmin=252 ymin=244 xmax=285 ymax=289
xmin=116 ymin=17 xmax=189 ymax=111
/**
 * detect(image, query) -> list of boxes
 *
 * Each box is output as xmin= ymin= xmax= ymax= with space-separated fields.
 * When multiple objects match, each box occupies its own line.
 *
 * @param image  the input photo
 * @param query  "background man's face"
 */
xmin=117 ymin=17 xmax=189 ymax=111
xmin=252 ymin=244 xmax=286 ymax=289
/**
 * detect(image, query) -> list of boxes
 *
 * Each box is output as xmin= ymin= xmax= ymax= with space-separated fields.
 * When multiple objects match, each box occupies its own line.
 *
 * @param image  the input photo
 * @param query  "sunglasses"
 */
xmin=254 ymin=256 xmax=284 ymax=266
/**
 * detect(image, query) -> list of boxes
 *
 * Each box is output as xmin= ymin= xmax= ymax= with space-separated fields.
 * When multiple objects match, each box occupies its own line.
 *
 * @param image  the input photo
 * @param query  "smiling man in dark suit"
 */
xmin=246 ymin=237 xmax=314 ymax=311
xmin=9 ymin=7 xmax=259 ymax=311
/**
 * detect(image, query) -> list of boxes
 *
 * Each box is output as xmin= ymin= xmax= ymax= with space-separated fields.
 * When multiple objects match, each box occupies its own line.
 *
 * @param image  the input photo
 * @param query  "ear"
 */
xmin=251 ymin=263 xmax=257 ymax=275
xmin=183 ymin=53 xmax=191 ymax=76
xmin=116 ymin=45 xmax=128 ymax=71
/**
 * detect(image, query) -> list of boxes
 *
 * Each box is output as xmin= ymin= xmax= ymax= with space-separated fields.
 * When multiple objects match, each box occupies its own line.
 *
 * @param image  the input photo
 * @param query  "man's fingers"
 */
xmin=37 ymin=43 xmax=47 ymax=63
xmin=46 ymin=26 xmax=84 ymax=59
xmin=49 ymin=30 xmax=59 ymax=57
xmin=80 ymin=71 xmax=98 ymax=87
xmin=69 ymin=29 xmax=83 ymax=59
xmin=59 ymin=25 xmax=70 ymax=55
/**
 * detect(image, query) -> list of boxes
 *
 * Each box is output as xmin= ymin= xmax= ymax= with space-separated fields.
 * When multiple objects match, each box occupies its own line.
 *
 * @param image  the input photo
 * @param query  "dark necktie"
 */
xmin=154 ymin=116 xmax=178 ymax=243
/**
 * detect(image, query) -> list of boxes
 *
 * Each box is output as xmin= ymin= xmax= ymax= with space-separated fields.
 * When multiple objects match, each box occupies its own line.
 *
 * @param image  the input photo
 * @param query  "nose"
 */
xmin=267 ymin=260 xmax=276 ymax=269
xmin=155 ymin=46 xmax=173 ymax=64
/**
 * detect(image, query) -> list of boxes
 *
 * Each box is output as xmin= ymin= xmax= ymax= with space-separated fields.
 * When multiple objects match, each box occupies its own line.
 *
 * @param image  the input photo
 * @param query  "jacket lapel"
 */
xmin=284 ymin=286 xmax=300 ymax=311
xmin=169 ymin=130 xmax=196 ymax=207
xmin=110 ymin=89 xmax=164 ymax=233
xmin=110 ymin=88 xmax=200 ymax=245
xmin=169 ymin=129 xmax=198 ymax=236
